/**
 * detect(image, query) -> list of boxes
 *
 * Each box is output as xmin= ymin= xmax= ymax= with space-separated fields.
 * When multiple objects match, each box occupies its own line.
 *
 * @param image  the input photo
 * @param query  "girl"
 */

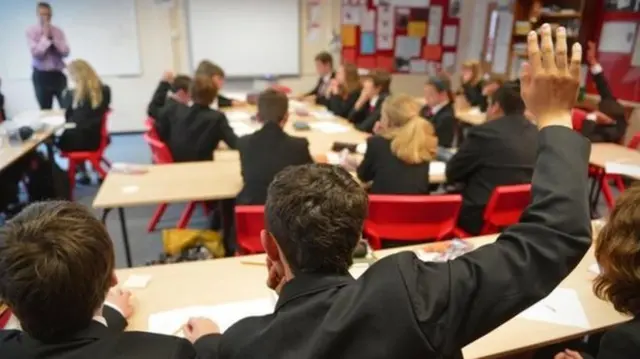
xmin=459 ymin=60 xmax=487 ymax=111
xmin=326 ymin=63 xmax=362 ymax=118
xmin=351 ymin=94 xmax=437 ymax=195
xmin=57 ymin=59 xmax=111 ymax=184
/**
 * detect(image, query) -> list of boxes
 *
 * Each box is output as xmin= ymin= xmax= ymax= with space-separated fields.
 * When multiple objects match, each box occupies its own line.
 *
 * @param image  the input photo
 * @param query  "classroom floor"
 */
xmin=71 ymin=134 xmax=614 ymax=269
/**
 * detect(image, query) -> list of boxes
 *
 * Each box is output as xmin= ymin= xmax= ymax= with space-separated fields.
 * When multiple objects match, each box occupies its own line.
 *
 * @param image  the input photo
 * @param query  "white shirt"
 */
xmin=369 ymin=96 xmax=379 ymax=108
xmin=319 ymin=73 xmax=332 ymax=95
xmin=591 ymin=64 xmax=603 ymax=75
xmin=430 ymin=101 xmax=448 ymax=116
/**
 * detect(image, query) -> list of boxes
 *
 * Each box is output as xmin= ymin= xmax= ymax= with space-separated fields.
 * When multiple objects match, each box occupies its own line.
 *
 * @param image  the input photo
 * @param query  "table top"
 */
xmin=590 ymin=143 xmax=640 ymax=169
xmin=115 ymin=232 xmax=627 ymax=359
xmin=457 ymin=108 xmax=487 ymax=126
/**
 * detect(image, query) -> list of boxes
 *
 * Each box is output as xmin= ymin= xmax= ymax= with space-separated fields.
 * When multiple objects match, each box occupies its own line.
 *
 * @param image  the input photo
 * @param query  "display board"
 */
xmin=340 ymin=0 xmax=460 ymax=74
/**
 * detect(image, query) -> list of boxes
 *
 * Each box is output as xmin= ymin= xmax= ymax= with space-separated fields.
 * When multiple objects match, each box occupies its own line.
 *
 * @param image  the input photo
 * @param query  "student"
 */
xmin=236 ymin=89 xmax=314 ymax=205
xmin=446 ymin=82 xmax=538 ymax=235
xmin=302 ymin=51 xmax=335 ymax=106
xmin=348 ymin=69 xmax=391 ymax=133
xmin=553 ymin=186 xmax=640 ymax=359
xmin=164 ymin=75 xmax=238 ymax=162
xmin=0 ymin=77 xmax=5 ymax=122
xmin=582 ymin=41 xmax=627 ymax=143
xmin=147 ymin=72 xmax=191 ymax=120
xmin=57 ymin=59 xmax=111 ymax=184
xmin=481 ymin=74 xmax=504 ymax=99
xmin=459 ymin=60 xmax=487 ymax=111
xmin=354 ymin=94 xmax=437 ymax=195
xmin=420 ymin=74 xmax=457 ymax=148
xmin=0 ymin=201 xmax=204 ymax=358
xmin=326 ymin=63 xmax=361 ymax=118
xmin=181 ymin=27 xmax=592 ymax=359
xmin=195 ymin=60 xmax=243 ymax=109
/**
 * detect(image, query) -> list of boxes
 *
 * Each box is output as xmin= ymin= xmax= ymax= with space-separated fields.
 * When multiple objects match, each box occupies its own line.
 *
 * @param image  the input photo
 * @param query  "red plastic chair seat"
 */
xmin=481 ymin=184 xmax=532 ymax=235
xmin=235 ymin=205 xmax=266 ymax=255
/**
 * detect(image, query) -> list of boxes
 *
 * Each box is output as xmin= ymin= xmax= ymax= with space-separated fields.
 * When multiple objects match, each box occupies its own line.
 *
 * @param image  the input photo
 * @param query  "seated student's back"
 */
xmin=357 ymin=94 xmax=438 ymax=194
xmin=166 ymin=75 xmax=238 ymax=162
xmin=236 ymin=89 xmax=313 ymax=205
xmin=0 ymin=201 xmax=203 ymax=359
xmin=147 ymin=73 xmax=192 ymax=142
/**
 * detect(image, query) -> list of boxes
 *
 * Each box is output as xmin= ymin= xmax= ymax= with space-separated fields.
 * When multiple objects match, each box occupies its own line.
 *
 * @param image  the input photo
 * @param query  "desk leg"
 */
xmin=101 ymin=207 xmax=133 ymax=268
xmin=590 ymin=171 xmax=604 ymax=218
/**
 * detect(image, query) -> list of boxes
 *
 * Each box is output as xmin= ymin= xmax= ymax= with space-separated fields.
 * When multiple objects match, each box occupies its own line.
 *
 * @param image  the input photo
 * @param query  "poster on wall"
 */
xmin=307 ymin=0 xmax=322 ymax=41
xmin=604 ymin=0 xmax=640 ymax=12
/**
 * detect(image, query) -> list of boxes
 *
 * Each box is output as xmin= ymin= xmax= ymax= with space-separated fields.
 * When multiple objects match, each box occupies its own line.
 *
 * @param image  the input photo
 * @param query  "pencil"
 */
xmin=241 ymin=260 xmax=266 ymax=266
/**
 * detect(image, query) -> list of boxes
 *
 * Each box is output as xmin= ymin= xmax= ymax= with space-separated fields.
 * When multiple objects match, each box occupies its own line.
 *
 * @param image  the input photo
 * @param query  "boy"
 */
xmin=147 ymin=72 xmax=192 ymax=142
xmin=302 ymin=51 xmax=335 ymax=106
xmin=0 ymin=201 xmax=208 ymax=358
xmin=421 ymin=74 xmax=457 ymax=148
xmin=183 ymin=25 xmax=593 ymax=359
xmin=348 ymin=69 xmax=391 ymax=133
xmin=195 ymin=60 xmax=243 ymax=108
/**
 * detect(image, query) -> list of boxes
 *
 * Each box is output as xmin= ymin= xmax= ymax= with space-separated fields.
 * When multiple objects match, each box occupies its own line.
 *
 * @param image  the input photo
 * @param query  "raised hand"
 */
xmin=520 ymin=24 xmax=581 ymax=129
xmin=162 ymin=71 xmax=175 ymax=84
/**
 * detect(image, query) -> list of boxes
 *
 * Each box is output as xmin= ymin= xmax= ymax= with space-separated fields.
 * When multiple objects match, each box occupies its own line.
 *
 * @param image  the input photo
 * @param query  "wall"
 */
xmin=3 ymin=0 xmax=488 ymax=133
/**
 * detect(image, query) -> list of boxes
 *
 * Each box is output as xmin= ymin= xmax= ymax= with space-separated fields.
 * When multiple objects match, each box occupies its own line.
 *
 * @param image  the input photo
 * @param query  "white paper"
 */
xmin=599 ymin=22 xmax=637 ymax=54
xmin=356 ymin=143 xmax=367 ymax=154
xmin=41 ymin=115 xmax=66 ymax=129
xmin=430 ymin=161 xmax=446 ymax=177
xmin=588 ymin=263 xmax=601 ymax=275
xmin=225 ymin=111 xmax=253 ymax=122
xmin=395 ymin=36 xmax=421 ymax=58
xmin=377 ymin=5 xmax=395 ymax=35
xmin=326 ymin=152 xmax=341 ymax=165
xmin=632 ymin=26 xmax=640 ymax=67
xmin=409 ymin=59 xmax=428 ymax=73
xmin=148 ymin=298 xmax=275 ymax=335
xmin=309 ymin=122 xmax=350 ymax=133
xmin=230 ymin=122 xmax=257 ymax=137
xmin=377 ymin=33 xmax=394 ymax=50
xmin=605 ymin=161 xmax=640 ymax=179
xmin=442 ymin=52 xmax=456 ymax=71
xmin=349 ymin=263 xmax=370 ymax=279
xmin=427 ymin=6 xmax=443 ymax=45
xmin=123 ymin=274 xmax=152 ymax=289
xmin=121 ymin=185 xmax=140 ymax=194
xmin=518 ymin=288 xmax=590 ymax=329
xmin=442 ymin=25 xmax=458 ymax=47
xmin=342 ymin=6 xmax=361 ymax=25
xmin=310 ymin=110 xmax=336 ymax=120
xmin=362 ymin=9 xmax=376 ymax=32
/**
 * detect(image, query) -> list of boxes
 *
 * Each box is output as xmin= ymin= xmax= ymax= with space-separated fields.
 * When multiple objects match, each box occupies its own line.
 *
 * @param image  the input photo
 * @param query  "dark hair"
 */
xmin=594 ymin=185 xmax=640 ymax=316
xmin=368 ymin=69 xmax=392 ymax=93
xmin=37 ymin=2 xmax=51 ymax=10
xmin=196 ymin=60 xmax=225 ymax=78
xmin=0 ymin=201 xmax=115 ymax=342
xmin=258 ymin=89 xmax=288 ymax=124
xmin=426 ymin=74 xmax=453 ymax=102
xmin=265 ymin=164 xmax=368 ymax=275
xmin=172 ymin=75 xmax=192 ymax=93
xmin=491 ymin=82 xmax=525 ymax=115
xmin=314 ymin=52 xmax=334 ymax=67
xmin=190 ymin=74 xmax=218 ymax=106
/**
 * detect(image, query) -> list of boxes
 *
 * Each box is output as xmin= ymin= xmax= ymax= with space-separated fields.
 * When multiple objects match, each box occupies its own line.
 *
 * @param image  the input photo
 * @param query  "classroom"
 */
xmin=1 ymin=0 xmax=640 ymax=358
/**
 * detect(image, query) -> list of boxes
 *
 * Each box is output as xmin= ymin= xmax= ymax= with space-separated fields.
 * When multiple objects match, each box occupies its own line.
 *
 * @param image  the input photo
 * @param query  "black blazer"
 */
xmin=327 ymin=88 xmax=361 ymax=118
xmin=0 ymin=91 xmax=5 ymax=122
xmin=357 ymin=135 xmax=431 ymax=195
xmin=0 ymin=306 xmax=201 ymax=359
xmin=166 ymin=104 xmax=238 ymax=162
xmin=422 ymin=103 xmax=457 ymax=148
xmin=306 ymin=72 xmax=335 ymax=106
xmin=581 ymin=71 xmax=627 ymax=144
xmin=446 ymin=114 xmax=538 ymax=235
xmin=217 ymin=95 xmax=234 ymax=109
xmin=195 ymin=126 xmax=592 ymax=359
xmin=147 ymin=81 xmax=181 ymax=143
xmin=462 ymin=82 xmax=487 ymax=111
xmin=591 ymin=318 xmax=640 ymax=358
xmin=236 ymin=122 xmax=313 ymax=205
xmin=349 ymin=92 xmax=390 ymax=133
xmin=58 ymin=85 xmax=111 ymax=152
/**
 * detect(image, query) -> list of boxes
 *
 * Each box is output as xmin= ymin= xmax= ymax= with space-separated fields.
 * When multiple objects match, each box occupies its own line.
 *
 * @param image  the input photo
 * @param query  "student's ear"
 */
xmin=261 ymin=229 xmax=281 ymax=263
xmin=110 ymin=272 xmax=118 ymax=288
xmin=280 ymin=112 xmax=290 ymax=127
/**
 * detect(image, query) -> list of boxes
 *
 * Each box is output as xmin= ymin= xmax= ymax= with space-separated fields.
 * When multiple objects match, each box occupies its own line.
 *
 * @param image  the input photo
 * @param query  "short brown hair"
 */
xmin=258 ymin=89 xmax=288 ymax=124
xmin=172 ymin=74 xmax=192 ymax=93
xmin=368 ymin=69 xmax=392 ymax=93
xmin=0 ymin=201 xmax=115 ymax=342
xmin=190 ymin=74 xmax=218 ymax=106
xmin=594 ymin=185 xmax=640 ymax=316
xmin=37 ymin=2 xmax=51 ymax=10
xmin=196 ymin=60 xmax=225 ymax=78
xmin=314 ymin=52 xmax=333 ymax=67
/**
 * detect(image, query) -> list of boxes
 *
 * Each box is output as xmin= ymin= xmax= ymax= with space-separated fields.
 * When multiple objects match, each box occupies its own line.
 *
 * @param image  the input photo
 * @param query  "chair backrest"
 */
xmin=571 ymin=108 xmax=588 ymax=132
xmin=235 ymin=205 xmax=266 ymax=254
xmin=143 ymin=133 xmax=173 ymax=164
xmin=627 ymin=132 xmax=640 ymax=150
xmin=366 ymin=194 xmax=463 ymax=241
xmin=483 ymin=184 xmax=532 ymax=231
xmin=145 ymin=117 xmax=160 ymax=139
xmin=97 ymin=109 xmax=112 ymax=151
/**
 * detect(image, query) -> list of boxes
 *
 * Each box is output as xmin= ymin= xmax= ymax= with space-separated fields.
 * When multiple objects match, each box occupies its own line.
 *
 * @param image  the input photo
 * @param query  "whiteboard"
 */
xmin=0 ymin=0 xmax=141 ymax=79
xmin=186 ymin=0 xmax=300 ymax=77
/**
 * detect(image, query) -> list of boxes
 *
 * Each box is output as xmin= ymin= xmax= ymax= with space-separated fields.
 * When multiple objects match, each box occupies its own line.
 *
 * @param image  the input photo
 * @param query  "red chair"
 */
xmin=235 ymin=205 xmax=266 ymax=254
xmin=143 ymin=133 xmax=210 ymax=231
xmin=628 ymin=132 xmax=640 ymax=150
xmin=60 ymin=111 xmax=112 ymax=196
xmin=571 ymin=108 xmax=588 ymax=132
xmin=145 ymin=117 xmax=160 ymax=139
xmin=480 ymin=184 xmax=532 ymax=235
xmin=363 ymin=194 xmax=464 ymax=250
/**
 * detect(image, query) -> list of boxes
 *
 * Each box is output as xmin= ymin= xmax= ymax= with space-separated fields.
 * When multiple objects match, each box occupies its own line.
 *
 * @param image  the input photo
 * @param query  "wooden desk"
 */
xmin=457 ymin=109 xmax=487 ymax=126
xmin=115 ymin=233 xmax=627 ymax=359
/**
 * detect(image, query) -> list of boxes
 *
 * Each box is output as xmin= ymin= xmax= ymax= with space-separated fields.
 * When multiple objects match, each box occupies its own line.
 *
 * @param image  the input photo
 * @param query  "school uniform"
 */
xmin=166 ymin=103 xmax=238 ymax=162
xmin=306 ymin=72 xmax=335 ymax=106
xmin=236 ymin=122 xmax=314 ymax=205
xmin=421 ymin=102 xmax=457 ymax=148
xmin=357 ymin=135 xmax=431 ymax=195
xmin=446 ymin=114 xmax=538 ymax=235
xmin=0 ymin=305 xmax=203 ymax=359
xmin=147 ymin=81 xmax=181 ymax=142
xmin=57 ymin=85 xmax=111 ymax=152
xmin=0 ymin=90 xmax=5 ymax=122
xmin=195 ymin=126 xmax=592 ymax=359
xmin=590 ymin=319 xmax=640 ymax=358
xmin=349 ymin=92 xmax=390 ymax=133
xmin=462 ymin=82 xmax=487 ymax=112
xmin=581 ymin=65 xmax=627 ymax=144
xmin=217 ymin=95 xmax=234 ymax=109
xmin=327 ymin=88 xmax=361 ymax=118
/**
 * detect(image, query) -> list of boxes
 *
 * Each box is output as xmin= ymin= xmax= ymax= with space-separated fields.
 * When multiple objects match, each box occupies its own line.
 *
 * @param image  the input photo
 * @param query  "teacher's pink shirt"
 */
xmin=26 ymin=24 xmax=70 ymax=72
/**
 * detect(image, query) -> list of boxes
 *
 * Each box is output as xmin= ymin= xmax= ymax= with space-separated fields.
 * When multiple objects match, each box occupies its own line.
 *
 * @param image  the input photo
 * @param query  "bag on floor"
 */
xmin=146 ymin=229 xmax=225 ymax=266
xmin=25 ymin=152 xmax=72 ymax=201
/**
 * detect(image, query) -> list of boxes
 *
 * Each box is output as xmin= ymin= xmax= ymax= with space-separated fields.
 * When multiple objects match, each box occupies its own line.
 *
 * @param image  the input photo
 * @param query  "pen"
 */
xmin=545 ymin=304 xmax=557 ymax=313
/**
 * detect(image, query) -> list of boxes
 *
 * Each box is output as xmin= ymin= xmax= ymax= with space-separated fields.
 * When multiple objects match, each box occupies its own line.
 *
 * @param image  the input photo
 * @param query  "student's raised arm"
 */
xmin=404 ymin=25 xmax=592 ymax=355
xmin=587 ymin=41 xmax=615 ymax=101
xmin=147 ymin=72 xmax=174 ymax=119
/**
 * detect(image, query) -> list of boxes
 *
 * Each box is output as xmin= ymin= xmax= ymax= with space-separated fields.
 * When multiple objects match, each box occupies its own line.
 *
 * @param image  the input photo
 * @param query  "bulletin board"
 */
xmin=340 ymin=0 xmax=460 ymax=74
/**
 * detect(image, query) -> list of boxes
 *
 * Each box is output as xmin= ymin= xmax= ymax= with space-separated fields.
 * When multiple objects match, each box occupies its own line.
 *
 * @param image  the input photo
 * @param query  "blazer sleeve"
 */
xmin=296 ymin=138 xmax=314 ymax=164
xmin=581 ymin=120 xmax=621 ymax=143
xmin=593 ymin=72 xmax=615 ymax=101
xmin=356 ymin=106 xmax=382 ymax=133
xmin=356 ymin=137 xmax=377 ymax=182
xmin=102 ymin=305 xmax=127 ymax=332
xmin=463 ymin=83 xmax=486 ymax=109
xmin=445 ymin=128 xmax=484 ymax=183
xmin=63 ymin=90 xmax=75 ymax=122
xmin=597 ymin=326 xmax=640 ymax=359
xmin=193 ymin=334 xmax=222 ymax=359
xmin=329 ymin=90 xmax=360 ymax=118
xmin=305 ymin=78 xmax=321 ymax=97
xmin=218 ymin=113 xmax=239 ymax=150
xmin=101 ymin=86 xmax=112 ymax=113
xmin=217 ymin=95 xmax=233 ymax=108
xmin=431 ymin=110 xmax=457 ymax=148
xmin=348 ymin=103 xmax=368 ymax=125
xmin=403 ymin=126 xmax=592 ymax=355
xmin=147 ymin=81 xmax=172 ymax=119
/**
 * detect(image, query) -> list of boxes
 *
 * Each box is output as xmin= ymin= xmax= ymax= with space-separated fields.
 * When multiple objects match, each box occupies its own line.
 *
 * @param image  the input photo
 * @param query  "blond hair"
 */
xmin=342 ymin=63 xmax=361 ymax=95
xmin=380 ymin=94 xmax=438 ymax=164
xmin=67 ymin=60 xmax=103 ymax=109
xmin=461 ymin=60 xmax=484 ymax=85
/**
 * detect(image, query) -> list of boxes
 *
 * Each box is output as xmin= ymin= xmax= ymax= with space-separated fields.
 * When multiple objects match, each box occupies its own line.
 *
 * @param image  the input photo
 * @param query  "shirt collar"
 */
xmin=369 ymin=96 xmax=379 ymax=107
xmin=275 ymin=273 xmax=354 ymax=312
xmin=322 ymin=73 xmax=332 ymax=83
xmin=430 ymin=101 xmax=448 ymax=115
xmin=211 ymin=97 xmax=219 ymax=110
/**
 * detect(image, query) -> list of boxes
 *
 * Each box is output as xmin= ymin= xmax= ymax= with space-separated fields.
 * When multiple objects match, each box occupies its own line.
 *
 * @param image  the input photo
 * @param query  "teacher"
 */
xmin=26 ymin=2 xmax=70 ymax=110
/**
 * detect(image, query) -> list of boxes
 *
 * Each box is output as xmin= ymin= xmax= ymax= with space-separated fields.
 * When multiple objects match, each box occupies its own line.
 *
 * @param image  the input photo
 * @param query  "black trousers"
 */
xmin=32 ymin=69 xmax=67 ymax=110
